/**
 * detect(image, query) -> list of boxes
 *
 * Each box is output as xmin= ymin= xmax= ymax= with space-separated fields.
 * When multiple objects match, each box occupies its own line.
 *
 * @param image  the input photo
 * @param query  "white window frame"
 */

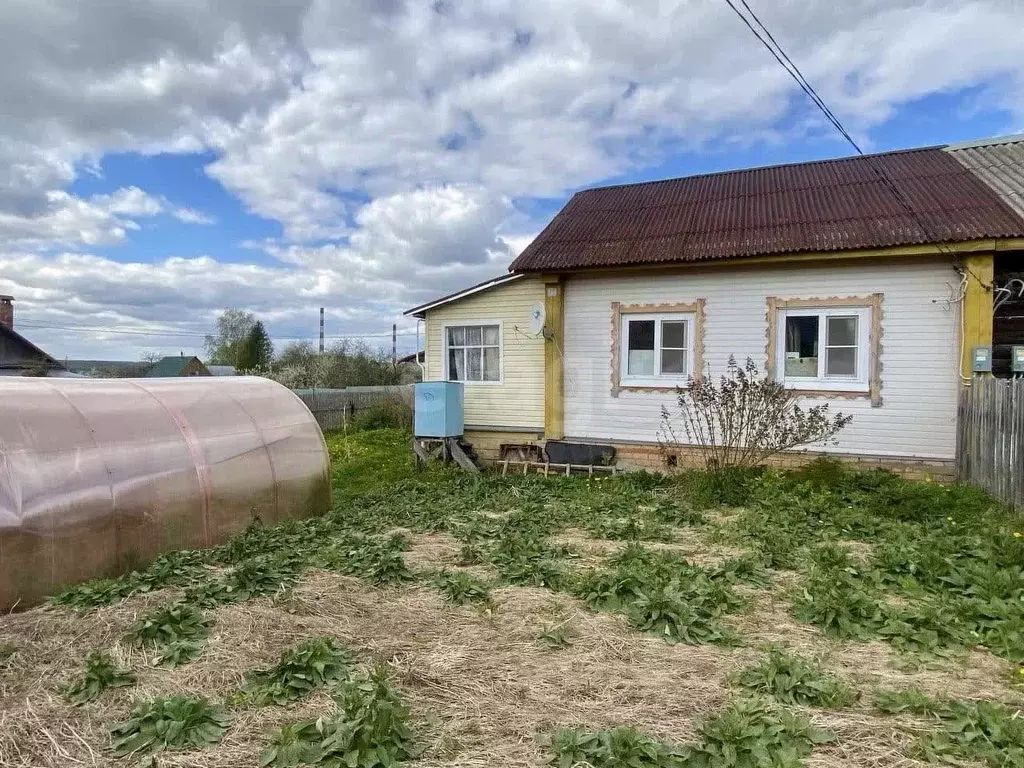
xmin=442 ymin=320 xmax=503 ymax=385
xmin=776 ymin=306 xmax=871 ymax=392
xmin=619 ymin=312 xmax=696 ymax=388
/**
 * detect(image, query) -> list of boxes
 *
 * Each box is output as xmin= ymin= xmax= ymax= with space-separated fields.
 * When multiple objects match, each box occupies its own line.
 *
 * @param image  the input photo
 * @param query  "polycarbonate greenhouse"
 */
xmin=0 ymin=376 xmax=330 ymax=611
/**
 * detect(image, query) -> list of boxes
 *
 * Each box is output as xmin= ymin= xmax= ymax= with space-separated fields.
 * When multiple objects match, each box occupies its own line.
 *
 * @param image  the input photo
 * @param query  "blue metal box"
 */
xmin=414 ymin=381 xmax=464 ymax=437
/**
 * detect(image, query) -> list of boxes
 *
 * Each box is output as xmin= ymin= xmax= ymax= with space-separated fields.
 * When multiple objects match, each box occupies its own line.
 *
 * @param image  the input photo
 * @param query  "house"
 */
xmin=65 ymin=359 xmax=151 ymax=377
xmin=405 ymin=135 xmax=1024 ymax=477
xmin=0 ymin=295 xmax=72 ymax=377
xmin=146 ymin=355 xmax=211 ymax=377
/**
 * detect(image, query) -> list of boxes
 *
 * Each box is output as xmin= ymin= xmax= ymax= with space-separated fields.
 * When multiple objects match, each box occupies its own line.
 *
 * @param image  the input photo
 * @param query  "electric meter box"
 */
xmin=1013 ymin=346 xmax=1024 ymax=374
xmin=971 ymin=345 xmax=993 ymax=373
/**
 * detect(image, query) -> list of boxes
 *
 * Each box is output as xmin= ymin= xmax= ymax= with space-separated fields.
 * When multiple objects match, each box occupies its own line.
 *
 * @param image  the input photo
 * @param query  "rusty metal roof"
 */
xmin=509 ymin=145 xmax=1024 ymax=272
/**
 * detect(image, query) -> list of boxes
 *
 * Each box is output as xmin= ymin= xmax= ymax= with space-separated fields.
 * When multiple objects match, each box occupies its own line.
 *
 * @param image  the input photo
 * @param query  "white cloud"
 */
xmin=172 ymin=207 xmax=217 ymax=225
xmin=0 ymin=186 xmax=216 ymax=249
xmin=0 ymin=0 xmax=1023 ymax=356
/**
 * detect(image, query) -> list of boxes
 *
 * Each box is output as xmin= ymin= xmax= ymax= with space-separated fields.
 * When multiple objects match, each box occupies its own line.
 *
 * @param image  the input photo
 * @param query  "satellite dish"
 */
xmin=528 ymin=303 xmax=546 ymax=334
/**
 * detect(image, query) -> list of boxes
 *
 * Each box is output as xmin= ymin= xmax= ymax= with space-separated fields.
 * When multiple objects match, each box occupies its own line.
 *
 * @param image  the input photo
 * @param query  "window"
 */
xmin=445 ymin=323 xmax=501 ymax=383
xmin=620 ymin=312 xmax=695 ymax=386
xmin=776 ymin=307 xmax=870 ymax=390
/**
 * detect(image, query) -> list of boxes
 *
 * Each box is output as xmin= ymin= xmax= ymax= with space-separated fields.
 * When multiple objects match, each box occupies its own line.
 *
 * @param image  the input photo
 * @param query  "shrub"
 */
xmin=243 ymin=637 xmax=352 ymax=707
xmin=659 ymin=356 xmax=852 ymax=471
xmin=349 ymin=395 xmax=413 ymax=432
xmin=109 ymin=696 xmax=232 ymax=756
xmin=684 ymin=698 xmax=835 ymax=767
xmin=62 ymin=650 xmax=136 ymax=705
xmin=731 ymin=648 xmax=856 ymax=708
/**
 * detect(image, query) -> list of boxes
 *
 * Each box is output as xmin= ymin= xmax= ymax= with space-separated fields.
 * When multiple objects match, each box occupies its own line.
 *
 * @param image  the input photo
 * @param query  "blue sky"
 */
xmin=0 ymin=1 xmax=1021 ymax=361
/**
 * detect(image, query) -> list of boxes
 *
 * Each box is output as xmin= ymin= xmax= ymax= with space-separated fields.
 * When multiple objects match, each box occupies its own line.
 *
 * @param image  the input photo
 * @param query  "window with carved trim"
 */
xmin=776 ymin=307 xmax=870 ymax=391
xmin=620 ymin=312 xmax=695 ymax=387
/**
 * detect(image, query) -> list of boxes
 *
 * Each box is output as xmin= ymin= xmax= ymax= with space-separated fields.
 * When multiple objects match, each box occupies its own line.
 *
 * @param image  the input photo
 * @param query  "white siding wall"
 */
xmin=563 ymin=258 xmax=960 ymax=460
xmin=425 ymin=276 xmax=546 ymax=430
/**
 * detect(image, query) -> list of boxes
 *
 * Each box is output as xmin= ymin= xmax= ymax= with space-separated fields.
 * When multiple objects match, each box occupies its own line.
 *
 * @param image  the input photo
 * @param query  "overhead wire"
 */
xmin=13 ymin=320 xmax=419 ymax=342
xmin=722 ymin=0 xmax=992 ymax=380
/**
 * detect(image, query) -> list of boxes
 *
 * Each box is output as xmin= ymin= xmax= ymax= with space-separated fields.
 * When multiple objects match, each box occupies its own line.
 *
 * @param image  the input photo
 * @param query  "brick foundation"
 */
xmin=462 ymin=430 xmax=954 ymax=481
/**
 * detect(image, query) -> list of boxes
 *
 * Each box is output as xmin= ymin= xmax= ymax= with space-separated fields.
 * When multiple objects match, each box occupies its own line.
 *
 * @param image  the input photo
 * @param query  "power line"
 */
xmin=14 ymin=320 xmax=419 ymax=341
xmin=721 ymin=0 xmax=987 ymax=284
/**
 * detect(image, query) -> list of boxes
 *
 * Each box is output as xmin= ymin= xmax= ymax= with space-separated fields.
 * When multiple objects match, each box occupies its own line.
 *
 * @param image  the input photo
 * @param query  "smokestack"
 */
xmin=0 ymin=295 xmax=12 ymax=329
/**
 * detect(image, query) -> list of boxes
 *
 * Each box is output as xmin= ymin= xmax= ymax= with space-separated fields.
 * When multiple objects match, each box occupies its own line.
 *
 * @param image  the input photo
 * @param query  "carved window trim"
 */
xmin=765 ymin=293 xmax=884 ymax=407
xmin=610 ymin=299 xmax=706 ymax=396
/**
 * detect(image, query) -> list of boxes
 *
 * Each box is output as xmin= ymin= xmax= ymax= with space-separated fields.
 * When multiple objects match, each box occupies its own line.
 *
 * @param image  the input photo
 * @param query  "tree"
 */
xmin=204 ymin=309 xmax=256 ymax=365
xmin=236 ymin=321 xmax=273 ymax=371
xmin=659 ymin=356 xmax=853 ymax=470
xmin=267 ymin=339 xmax=402 ymax=389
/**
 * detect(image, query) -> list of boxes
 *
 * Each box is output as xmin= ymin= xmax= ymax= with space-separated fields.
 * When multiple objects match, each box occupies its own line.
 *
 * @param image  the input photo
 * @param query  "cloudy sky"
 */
xmin=1 ymin=0 xmax=1022 ymax=361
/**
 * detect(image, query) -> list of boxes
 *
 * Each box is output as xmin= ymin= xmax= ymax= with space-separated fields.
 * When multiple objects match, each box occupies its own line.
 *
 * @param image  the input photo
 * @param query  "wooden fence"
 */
xmin=957 ymin=376 xmax=1024 ymax=507
xmin=293 ymin=385 xmax=414 ymax=432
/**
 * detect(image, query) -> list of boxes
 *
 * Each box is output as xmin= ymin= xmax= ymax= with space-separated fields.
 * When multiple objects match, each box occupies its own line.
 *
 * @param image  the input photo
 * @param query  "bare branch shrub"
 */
xmin=659 ymin=356 xmax=853 ymax=470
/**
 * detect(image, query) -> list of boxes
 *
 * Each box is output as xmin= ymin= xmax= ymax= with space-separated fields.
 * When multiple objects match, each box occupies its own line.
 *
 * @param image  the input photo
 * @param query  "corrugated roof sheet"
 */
xmin=509 ymin=146 xmax=1024 ymax=272
xmin=946 ymin=136 xmax=1024 ymax=219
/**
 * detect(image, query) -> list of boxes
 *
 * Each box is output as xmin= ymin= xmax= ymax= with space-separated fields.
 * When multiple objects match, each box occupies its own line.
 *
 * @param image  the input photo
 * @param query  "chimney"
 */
xmin=0 ymin=295 xmax=12 ymax=329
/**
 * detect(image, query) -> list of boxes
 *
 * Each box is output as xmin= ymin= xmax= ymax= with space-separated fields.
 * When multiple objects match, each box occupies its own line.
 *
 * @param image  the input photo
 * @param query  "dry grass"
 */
xmin=0 ymin=525 xmax=1019 ymax=767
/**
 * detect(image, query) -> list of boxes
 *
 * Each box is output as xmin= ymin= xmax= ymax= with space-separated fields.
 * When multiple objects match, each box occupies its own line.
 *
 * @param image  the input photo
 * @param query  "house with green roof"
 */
xmin=146 ymin=355 xmax=211 ymax=378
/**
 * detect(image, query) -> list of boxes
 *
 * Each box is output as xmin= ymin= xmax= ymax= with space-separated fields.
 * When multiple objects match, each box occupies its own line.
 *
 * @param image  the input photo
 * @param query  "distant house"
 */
xmin=65 ymin=359 xmax=151 ymax=377
xmin=0 ymin=295 xmax=72 ymax=377
xmin=146 ymin=355 xmax=211 ymax=377
xmin=406 ymin=135 xmax=1024 ymax=477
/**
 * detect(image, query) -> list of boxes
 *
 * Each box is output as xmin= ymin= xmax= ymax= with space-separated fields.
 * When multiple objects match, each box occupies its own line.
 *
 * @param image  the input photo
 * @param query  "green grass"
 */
xmin=326 ymin=428 xmax=418 ymax=498
xmin=31 ymin=431 xmax=1024 ymax=767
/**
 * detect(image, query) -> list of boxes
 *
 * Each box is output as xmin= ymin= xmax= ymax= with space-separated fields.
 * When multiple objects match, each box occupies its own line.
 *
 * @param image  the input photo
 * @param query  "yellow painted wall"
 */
xmin=960 ymin=253 xmax=994 ymax=378
xmin=424 ymin=276 xmax=546 ymax=429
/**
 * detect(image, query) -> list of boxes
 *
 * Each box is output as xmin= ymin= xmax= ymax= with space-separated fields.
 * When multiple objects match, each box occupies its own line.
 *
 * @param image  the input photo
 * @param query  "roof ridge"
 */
xmin=575 ymin=144 xmax=947 ymax=195
xmin=945 ymin=133 xmax=1024 ymax=151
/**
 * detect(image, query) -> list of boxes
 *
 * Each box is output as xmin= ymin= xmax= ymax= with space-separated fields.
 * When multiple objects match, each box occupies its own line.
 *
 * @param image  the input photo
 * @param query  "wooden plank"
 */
xmin=446 ymin=438 xmax=481 ymax=473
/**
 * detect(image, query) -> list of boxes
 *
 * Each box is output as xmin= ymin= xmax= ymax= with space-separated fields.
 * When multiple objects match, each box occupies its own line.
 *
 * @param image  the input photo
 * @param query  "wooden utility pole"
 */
xmin=319 ymin=308 xmax=325 ymax=353
xmin=392 ymin=323 xmax=397 ymax=369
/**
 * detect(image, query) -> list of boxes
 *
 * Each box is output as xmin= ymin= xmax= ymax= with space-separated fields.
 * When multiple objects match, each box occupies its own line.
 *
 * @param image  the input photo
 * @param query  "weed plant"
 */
xmin=62 ymin=650 xmax=136 ymax=705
